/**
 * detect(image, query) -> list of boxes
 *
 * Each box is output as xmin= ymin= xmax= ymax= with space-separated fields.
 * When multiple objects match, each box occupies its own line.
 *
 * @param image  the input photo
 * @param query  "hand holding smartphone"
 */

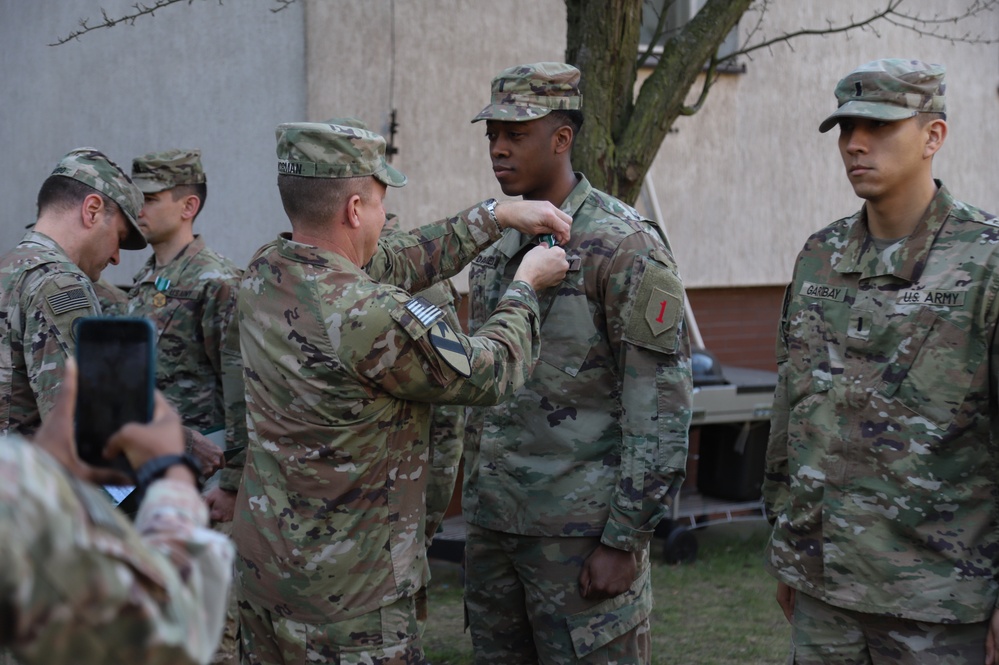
xmin=74 ymin=317 xmax=156 ymax=477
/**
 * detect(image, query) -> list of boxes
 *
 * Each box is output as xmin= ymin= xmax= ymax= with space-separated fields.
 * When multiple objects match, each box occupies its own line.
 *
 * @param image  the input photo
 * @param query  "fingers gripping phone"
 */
xmin=74 ymin=317 xmax=156 ymax=476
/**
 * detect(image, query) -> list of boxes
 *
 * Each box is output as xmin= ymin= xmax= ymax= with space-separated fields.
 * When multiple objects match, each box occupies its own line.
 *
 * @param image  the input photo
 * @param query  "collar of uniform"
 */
xmin=275 ymin=231 xmax=358 ymax=270
xmin=834 ymin=180 xmax=953 ymax=283
xmin=497 ymin=172 xmax=590 ymax=259
xmin=19 ymin=230 xmax=67 ymax=256
xmin=134 ymin=235 xmax=207 ymax=284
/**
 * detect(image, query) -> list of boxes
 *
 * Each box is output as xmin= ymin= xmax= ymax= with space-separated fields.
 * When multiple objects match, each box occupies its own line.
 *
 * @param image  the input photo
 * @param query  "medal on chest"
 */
xmin=153 ymin=275 xmax=171 ymax=307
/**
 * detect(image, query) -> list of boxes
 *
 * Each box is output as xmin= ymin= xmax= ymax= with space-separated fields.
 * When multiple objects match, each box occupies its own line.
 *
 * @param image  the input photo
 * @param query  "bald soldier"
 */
xmin=233 ymin=121 xmax=571 ymax=664
xmin=0 ymin=148 xmax=146 ymax=436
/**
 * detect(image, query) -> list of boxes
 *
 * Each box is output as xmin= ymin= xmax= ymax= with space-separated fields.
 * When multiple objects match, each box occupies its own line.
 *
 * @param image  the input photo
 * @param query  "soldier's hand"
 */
xmin=494 ymin=200 xmax=572 ymax=245
xmin=578 ymin=543 xmax=636 ymax=601
xmin=986 ymin=608 xmax=999 ymax=664
xmin=32 ymin=358 xmax=132 ymax=486
xmin=104 ymin=392 xmax=186 ymax=471
xmin=186 ymin=428 xmax=225 ymax=476
xmin=513 ymin=244 xmax=569 ymax=291
xmin=776 ymin=581 xmax=796 ymax=623
xmin=204 ymin=486 xmax=238 ymax=523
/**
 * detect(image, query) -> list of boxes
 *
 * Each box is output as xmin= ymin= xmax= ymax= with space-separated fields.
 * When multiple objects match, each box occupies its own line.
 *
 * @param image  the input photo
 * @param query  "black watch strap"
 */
xmin=134 ymin=453 xmax=203 ymax=492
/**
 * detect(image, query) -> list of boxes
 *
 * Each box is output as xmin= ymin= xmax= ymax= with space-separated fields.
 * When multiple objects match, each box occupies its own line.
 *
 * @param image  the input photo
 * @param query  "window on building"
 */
xmin=639 ymin=0 xmax=745 ymax=73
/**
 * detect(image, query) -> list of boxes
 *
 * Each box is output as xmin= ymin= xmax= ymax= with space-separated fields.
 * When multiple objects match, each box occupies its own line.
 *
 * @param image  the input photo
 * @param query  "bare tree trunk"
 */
xmin=566 ymin=0 xmax=752 ymax=204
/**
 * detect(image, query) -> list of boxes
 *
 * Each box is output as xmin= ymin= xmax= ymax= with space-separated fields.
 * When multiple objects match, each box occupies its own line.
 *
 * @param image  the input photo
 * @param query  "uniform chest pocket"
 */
xmin=877 ymin=307 xmax=982 ymax=427
xmin=785 ymin=303 xmax=834 ymax=406
xmin=538 ymin=288 xmax=596 ymax=377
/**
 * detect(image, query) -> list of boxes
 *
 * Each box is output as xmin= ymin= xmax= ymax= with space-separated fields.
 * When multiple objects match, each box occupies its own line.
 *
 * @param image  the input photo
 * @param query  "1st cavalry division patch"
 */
xmin=428 ymin=320 xmax=471 ymax=377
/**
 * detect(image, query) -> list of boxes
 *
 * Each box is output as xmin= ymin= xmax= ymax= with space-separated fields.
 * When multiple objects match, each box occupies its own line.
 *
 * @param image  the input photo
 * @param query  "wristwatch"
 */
xmin=483 ymin=198 xmax=499 ymax=224
xmin=134 ymin=453 xmax=203 ymax=492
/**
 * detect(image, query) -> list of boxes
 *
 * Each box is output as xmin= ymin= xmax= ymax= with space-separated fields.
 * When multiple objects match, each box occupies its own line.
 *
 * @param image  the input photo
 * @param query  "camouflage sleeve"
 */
xmin=762 ymin=285 xmax=793 ymax=525
xmin=364 ymin=201 xmax=503 ymax=293
xmin=602 ymin=236 xmax=693 ymax=552
xmin=417 ymin=280 xmax=466 ymax=543
xmin=22 ymin=272 xmax=100 ymax=419
xmin=0 ymin=439 xmax=233 ymax=665
xmin=348 ymin=280 xmax=541 ymax=409
xmin=218 ymin=301 xmax=247 ymax=492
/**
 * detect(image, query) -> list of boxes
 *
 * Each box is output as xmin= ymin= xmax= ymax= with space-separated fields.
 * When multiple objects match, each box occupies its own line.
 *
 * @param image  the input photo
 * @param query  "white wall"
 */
xmin=0 ymin=0 xmax=307 ymax=284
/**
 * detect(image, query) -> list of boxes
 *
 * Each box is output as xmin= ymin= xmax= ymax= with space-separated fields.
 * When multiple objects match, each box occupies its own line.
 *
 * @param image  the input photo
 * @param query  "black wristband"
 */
xmin=134 ymin=453 xmax=203 ymax=493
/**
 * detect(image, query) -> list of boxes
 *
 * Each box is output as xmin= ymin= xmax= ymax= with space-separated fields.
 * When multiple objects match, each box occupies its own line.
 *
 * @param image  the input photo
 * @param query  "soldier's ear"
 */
xmin=80 ymin=193 xmax=105 ymax=229
xmin=553 ymin=125 xmax=573 ymax=156
xmin=923 ymin=118 xmax=947 ymax=159
xmin=344 ymin=193 xmax=363 ymax=229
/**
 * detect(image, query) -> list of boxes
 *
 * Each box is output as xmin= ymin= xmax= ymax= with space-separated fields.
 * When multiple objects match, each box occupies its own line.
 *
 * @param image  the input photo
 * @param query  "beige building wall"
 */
xmin=651 ymin=1 xmax=999 ymax=287
xmin=304 ymin=0 xmax=998 ymax=290
xmin=304 ymin=0 xmax=566 ymax=257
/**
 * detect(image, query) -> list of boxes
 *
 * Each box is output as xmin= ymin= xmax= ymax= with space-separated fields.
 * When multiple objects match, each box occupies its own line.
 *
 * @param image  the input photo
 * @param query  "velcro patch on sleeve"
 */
xmin=405 ymin=296 xmax=446 ymax=328
xmin=428 ymin=320 xmax=471 ymax=377
xmin=624 ymin=255 xmax=683 ymax=354
xmin=46 ymin=287 xmax=90 ymax=315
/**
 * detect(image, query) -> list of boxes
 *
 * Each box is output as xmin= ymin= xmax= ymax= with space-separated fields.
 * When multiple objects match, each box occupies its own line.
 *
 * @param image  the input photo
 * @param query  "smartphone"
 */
xmin=74 ymin=317 xmax=156 ymax=476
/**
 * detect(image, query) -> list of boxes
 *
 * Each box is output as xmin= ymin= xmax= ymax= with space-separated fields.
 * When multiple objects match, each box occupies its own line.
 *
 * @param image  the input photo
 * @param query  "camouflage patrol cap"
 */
xmin=50 ymin=148 xmax=147 ymax=250
xmin=819 ymin=58 xmax=946 ymax=133
xmin=275 ymin=122 xmax=407 ymax=187
xmin=131 ymin=148 xmax=207 ymax=193
xmin=471 ymin=62 xmax=582 ymax=123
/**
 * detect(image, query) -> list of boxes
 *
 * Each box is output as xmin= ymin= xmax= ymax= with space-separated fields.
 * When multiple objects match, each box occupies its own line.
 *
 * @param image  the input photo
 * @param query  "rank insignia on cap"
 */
xmin=428 ymin=320 xmax=471 ymax=377
xmin=405 ymin=296 xmax=445 ymax=327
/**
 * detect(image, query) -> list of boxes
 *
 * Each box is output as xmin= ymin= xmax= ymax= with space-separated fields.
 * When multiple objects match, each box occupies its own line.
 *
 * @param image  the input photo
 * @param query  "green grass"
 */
xmin=423 ymin=522 xmax=789 ymax=664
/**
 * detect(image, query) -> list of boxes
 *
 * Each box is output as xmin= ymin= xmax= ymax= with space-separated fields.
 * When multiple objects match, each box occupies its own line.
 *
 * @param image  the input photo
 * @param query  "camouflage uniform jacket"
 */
xmin=463 ymin=175 xmax=693 ymax=551
xmin=125 ymin=236 xmax=247 ymax=491
xmin=763 ymin=183 xmax=999 ymax=623
xmin=93 ymin=277 xmax=128 ymax=315
xmin=0 ymin=436 xmax=234 ymax=665
xmin=0 ymin=231 xmax=100 ymax=435
xmin=233 ymin=202 xmax=543 ymax=623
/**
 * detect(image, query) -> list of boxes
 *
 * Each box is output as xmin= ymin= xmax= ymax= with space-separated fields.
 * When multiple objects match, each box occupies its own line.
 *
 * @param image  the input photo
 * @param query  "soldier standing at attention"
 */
xmin=233 ymin=121 xmax=571 ymax=664
xmin=462 ymin=63 xmax=692 ymax=665
xmin=125 ymin=149 xmax=246 ymax=665
xmin=764 ymin=59 xmax=999 ymax=663
xmin=126 ymin=149 xmax=245 ymax=505
xmin=0 ymin=148 xmax=146 ymax=436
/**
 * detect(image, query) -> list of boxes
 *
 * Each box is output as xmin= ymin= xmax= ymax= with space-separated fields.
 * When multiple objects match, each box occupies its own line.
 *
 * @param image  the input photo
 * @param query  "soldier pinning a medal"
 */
xmin=764 ymin=59 xmax=999 ymax=663
xmin=0 ymin=148 xmax=146 ymax=436
xmin=462 ymin=62 xmax=693 ymax=665
xmin=232 ymin=120 xmax=571 ymax=665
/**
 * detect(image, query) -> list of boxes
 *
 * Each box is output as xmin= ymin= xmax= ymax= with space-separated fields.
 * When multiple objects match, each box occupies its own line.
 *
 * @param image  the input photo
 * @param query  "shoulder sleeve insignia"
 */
xmin=428 ymin=320 xmax=471 ymax=377
xmin=46 ymin=287 xmax=91 ymax=316
xmin=405 ymin=296 xmax=446 ymax=327
xmin=624 ymin=254 xmax=684 ymax=354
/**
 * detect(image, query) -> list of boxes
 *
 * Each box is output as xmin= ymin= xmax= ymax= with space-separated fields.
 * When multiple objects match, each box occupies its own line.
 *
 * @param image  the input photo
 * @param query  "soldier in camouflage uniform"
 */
xmin=763 ymin=59 xmax=999 ymax=663
xmin=462 ymin=63 xmax=692 ymax=665
xmin=326 ymin=117 xmax=466 ymax=550
xmin=0 ymin=358 xmax=233 ymax=665
xmin=93 ymin=276 xmax=128 ymax=314
xmin=126 ymin=149 xmax=246 ymax=664
xmin=0 ymin=148 xmax=146 ymax=436
xmin=233 ymin=121 xmax=571 ymax=664
xmin=125 ymin=149 xmax=244 ymax=494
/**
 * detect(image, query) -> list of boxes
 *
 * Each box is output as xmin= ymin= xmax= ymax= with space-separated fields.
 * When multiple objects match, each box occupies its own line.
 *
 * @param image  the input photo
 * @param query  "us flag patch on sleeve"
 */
xmin=47 ymin=287 xmax=90 ymax=315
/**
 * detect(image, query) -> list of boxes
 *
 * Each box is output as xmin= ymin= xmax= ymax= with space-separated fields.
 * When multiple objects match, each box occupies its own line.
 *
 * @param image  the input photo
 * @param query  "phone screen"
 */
xmin=75 ymin=317 xmax=156 ymax=474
